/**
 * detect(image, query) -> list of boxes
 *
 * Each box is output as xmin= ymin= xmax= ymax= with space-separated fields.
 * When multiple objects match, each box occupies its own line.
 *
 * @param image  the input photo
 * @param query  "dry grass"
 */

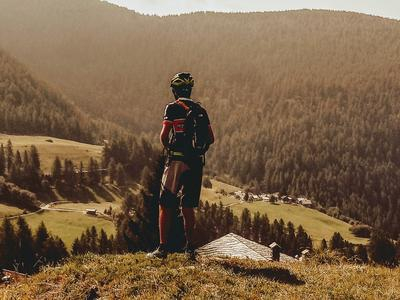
xmin=1 ymin=253 xmax=399 ymax=299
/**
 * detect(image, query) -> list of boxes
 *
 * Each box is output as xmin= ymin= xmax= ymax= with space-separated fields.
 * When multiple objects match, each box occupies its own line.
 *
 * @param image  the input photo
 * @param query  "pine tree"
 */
xmin=29 ymin=145 xmax=41 ymax=171
xmin=108 ymin=158 xmax=116 ymax=184
xmin=252 ymin=212 xmax=261 ymax=242
xmin=35 ymin=221 xmax=49 ymax=258
xmin=71 ymin=238 xmax=82 ymax=255
xmin=63 ymin=159 xmax=76 ymax=188
xmin=329 ymin=232 xmax=345 ymax=250
xmin=355 ymin=244 xmax=368 ymax=263
xmin=98 ymin=229 xmax=109 ymax=254
xmin=259 ymin=214 xmax=270 ymax=245
xmin=0 ymin=144 xmax=6 ymax=175
xmin=51 ymin=156 xmax=62 ymax=182
xmin=240 ymin=208 xmax=252 ymax=239
xmin=16 ymin=216 xmax=35 ymax=273
xmin=368 ymin=232 xmax=396 ymax=266
xmin=320 ymin=239 xmax=328 ymax=251
xmin=78 ymin=161 xmax=85 ymax=186
xmin=0 ymin=218 xmax=17 ymax=269
xmin=6 ymin=139 xmax=14 ymax=173
xmin=89 ymin=226 xmax=99 ymax=253
xmin=116 ymin=163 xmax=126 ymax=187
xmin=88 ymin=158 xmax=100 ymax=186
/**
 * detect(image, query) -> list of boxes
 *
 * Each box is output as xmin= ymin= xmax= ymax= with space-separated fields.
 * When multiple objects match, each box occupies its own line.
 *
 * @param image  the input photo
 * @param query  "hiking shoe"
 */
xmin=147 ymin=245 xmax=168 ymax=259
xmin=184 ymin=245 xmax=197 ymax=260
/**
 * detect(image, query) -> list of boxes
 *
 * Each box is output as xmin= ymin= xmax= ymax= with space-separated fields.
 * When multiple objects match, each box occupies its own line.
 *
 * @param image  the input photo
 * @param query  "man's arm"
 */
xmin=160 ymin=121 xmax=172 ymax=148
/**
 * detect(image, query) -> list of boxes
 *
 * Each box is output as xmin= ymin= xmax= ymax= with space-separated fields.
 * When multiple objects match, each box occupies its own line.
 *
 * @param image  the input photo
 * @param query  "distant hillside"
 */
xmin=0 ymin=49 xmax=102 ymax=143
xmin=1 ymin=253 xmax=399 ymax=299
xmin=1 ymin=1 xmax=400 ymax=236
xmin=0 ymin=134 xmax=102 ymax=173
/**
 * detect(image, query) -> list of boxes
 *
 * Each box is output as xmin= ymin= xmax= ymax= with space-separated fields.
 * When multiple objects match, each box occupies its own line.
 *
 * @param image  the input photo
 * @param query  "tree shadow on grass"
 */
xmin=218 ymin=261 xmax=305 ymax=285
xmin=57 ymin=186 xmax=97 ymax=203
xmin=92 ymin=185 xmax=115 ymax=202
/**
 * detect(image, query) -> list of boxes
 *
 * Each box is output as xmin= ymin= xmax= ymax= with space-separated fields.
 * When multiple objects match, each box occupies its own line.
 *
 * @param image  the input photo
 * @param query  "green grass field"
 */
xmin=17 ymin=210 xmax=115 ymax=249
xmin=203 ymin=180 xmax=369 ymax=245
xmin=0 ymin=134 xmax=117 ymax=249
xmin=0 ymin=134 xmax=102 ymax=173
xmin=0 ymin=133 xmax=368 ymax=248
xmin=0 ymin=203 xmax=24 ymax=218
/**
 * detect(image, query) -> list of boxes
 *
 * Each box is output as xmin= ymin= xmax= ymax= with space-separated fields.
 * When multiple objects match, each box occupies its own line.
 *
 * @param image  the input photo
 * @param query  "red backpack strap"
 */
xmin=175 ymin=99 xmax=190 ymax=111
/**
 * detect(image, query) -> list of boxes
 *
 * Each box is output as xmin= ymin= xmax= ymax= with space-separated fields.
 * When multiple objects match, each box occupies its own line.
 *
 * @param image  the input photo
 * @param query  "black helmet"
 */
xmin=170 ymin=72 xmax=194 ymax=88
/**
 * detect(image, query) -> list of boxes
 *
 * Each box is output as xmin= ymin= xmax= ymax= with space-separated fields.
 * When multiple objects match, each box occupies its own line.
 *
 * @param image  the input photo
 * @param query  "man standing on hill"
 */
xmin=148 ymin=72 xmax=214 ymax=259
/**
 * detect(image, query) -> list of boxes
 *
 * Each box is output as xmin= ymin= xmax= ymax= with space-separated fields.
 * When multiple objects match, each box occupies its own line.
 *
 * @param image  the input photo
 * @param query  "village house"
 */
xmin=297 ymin=198 xmax=313 ymax=208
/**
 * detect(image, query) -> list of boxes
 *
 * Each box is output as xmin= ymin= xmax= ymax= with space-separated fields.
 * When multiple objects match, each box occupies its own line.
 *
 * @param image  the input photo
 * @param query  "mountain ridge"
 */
xmin=1 ymin=1 xmax=400 ymax=236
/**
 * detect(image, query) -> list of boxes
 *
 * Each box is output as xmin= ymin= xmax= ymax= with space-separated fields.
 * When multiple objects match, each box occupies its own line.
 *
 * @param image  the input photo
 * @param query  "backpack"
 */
xmin=177 ymin=100 xmax=211 ymax=156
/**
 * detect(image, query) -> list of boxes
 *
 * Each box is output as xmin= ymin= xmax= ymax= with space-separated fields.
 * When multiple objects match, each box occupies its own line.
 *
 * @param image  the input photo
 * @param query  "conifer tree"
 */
xmin=35 ymin=221 xmax=49 ymax=258
xmin=98 ymin=229 xmax=109 ymax=254
xmin=240 ymin=208 xmax=252 ymax=239
xmin=320 ymin=239 xmax=328 ymax=251
xmin=89 ymin=226 xmax=99 ymax=253
xmin=88 ymin=158 xmax=100 ymax=186
xmin=51 ymin=156 xmax=62 ymax=182
xmin=0 ymin=144 xmax=6 ymax=175
xmin=108 ymin=158 xmax=116 ymax=184
xmin=329 ymin=232 xmax=345 ymax=250
xmin=30 ymin=145 xmax=41 ymax=171
xmin=355 ymin=244 xmax=368 ymax=263
xmin=78 ymin=161 xmax=85 ymax=186
xmin=252 ymin=212 xmax=261 ymax=242
xmin=259 ymin=214 xmax=271 ymax=245
xmin=368 ymin=232 xmax=396 ymax=266
xmin=71 ymin=238 xmax=82 ymax=255
xmin=0 ymin=218 xmax=17 ymax=269
xmin=15 ymin=150 xmax=22 ymax=169
xmin=116 ymin=163 xmax=126 ymax=187
xmin=6 ymin=139 xmax=14 ymax=173
xmin=16 ymin=216 xmax=35 ymax=273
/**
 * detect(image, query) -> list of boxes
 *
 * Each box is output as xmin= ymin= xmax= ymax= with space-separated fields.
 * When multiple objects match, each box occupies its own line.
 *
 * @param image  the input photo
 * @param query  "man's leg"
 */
xmin=159 ymin=205 xmax=173 ymax=246
xmin=181 ymin=207 xmax=195 ymax=248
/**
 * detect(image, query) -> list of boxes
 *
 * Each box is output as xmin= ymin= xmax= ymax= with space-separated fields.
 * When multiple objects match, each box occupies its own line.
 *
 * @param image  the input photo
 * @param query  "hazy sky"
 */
xmin=106 ymin=0 xmax=400 ymax=19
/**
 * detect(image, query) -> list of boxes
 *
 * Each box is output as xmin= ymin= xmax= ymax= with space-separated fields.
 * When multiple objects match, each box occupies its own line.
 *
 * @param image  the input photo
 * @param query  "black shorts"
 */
xmin=159 ymin=158 xmax=203 ymax=208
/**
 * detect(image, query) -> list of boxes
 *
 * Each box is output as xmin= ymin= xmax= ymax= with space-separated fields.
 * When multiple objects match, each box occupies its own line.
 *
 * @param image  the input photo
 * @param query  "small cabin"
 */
xmin=269 ymin=242 xmax=282 ymax=261
xmin=300 ymin=249 xmax=311 ymax=261
xmin=85 ymin=208 xmax=97 ymax=216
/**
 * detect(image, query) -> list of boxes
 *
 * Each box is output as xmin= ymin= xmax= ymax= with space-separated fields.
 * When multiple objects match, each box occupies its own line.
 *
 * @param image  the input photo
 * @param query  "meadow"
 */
xmin=0 ymin=134 xmax=368 ymax=249
xmin=0 ymin=134 xmax=102 ymax=173
xmin=16 ymin=210 xmax=116 ymax=249
xmin=203 ymin=180 xmax=369 ymax=245
xmin=0 ymin=203 xmax=23 ymax=218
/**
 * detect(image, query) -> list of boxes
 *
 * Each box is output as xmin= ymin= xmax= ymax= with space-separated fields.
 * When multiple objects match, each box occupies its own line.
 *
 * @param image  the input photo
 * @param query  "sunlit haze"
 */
xmin=105 ymin=0 xmax=400 ymax=19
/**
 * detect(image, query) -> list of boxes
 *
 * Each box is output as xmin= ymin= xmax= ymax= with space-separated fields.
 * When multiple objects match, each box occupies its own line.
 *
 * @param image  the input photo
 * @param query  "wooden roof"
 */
xmin=197 ymin=233 xmax=296 ymax=262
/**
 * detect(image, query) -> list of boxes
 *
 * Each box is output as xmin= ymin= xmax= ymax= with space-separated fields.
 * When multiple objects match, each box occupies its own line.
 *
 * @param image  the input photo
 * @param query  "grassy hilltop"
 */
xmin=1 ymin=254 xmax=399 ymax=299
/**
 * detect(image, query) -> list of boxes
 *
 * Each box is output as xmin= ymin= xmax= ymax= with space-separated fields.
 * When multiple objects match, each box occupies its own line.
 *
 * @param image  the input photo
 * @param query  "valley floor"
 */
xmin=1 ymin=253 xmax=399 ymax=299
xmin=202 ymin=180 xmax=369 ymax=245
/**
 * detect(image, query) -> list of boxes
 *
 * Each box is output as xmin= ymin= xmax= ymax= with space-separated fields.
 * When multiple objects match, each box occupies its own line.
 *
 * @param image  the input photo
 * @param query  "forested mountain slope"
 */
xmin=0 ymin=49 xmax=101 ymax=142
xmin=1 ymin=0 xmax=400 ymax=236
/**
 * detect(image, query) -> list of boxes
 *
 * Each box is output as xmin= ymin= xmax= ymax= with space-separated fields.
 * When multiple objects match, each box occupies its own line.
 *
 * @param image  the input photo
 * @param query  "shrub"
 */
xmin=202 ymin=176 xmax=212 ymax=189
xmin=350 ymin=225 xmax=372 ymax=238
